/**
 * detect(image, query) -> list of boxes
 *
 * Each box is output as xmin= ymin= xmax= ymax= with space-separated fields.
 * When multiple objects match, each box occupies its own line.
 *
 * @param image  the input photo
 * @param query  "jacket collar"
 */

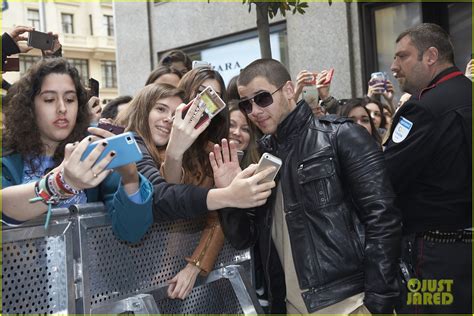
xmin=428 ymin=66 xmax=459 ymax=87
xmin=258 ymin=100 xmax=312 ymax=153
xmin=275 ymin=100 xmax=312 ymax=143
xmin=418 ymin=66 xmax=463 ymax=99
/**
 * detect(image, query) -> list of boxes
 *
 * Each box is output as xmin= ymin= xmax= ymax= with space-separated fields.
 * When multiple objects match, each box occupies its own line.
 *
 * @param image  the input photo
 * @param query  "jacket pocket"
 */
xmin=297 ymin=148 xmax=341 ymax=208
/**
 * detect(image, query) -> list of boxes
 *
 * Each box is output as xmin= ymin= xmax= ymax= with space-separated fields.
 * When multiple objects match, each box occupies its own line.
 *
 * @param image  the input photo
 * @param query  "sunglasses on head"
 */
xmin=238 ymin=84 xmax=284 ymax=114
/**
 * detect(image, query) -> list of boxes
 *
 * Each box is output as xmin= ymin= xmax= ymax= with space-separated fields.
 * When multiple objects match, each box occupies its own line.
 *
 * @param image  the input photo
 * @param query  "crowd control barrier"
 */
xmin=2 ymin=203 xmax=262 ymax=314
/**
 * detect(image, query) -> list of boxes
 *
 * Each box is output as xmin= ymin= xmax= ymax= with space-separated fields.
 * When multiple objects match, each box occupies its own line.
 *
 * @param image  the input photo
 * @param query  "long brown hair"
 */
xmin=178 ymin=68 xmax=229 ymax=178
xmin=122 ymin=83 xmax=185 ymax=165
xmin=3 ymin=58 xmax=90 ymax=173
xmin=228 ymin=100 xmax=261 ymax=167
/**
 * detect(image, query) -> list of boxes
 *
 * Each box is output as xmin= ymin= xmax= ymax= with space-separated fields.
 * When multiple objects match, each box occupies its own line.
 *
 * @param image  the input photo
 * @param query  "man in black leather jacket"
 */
xmin=219 ymin=59 xmax=402 ymax=314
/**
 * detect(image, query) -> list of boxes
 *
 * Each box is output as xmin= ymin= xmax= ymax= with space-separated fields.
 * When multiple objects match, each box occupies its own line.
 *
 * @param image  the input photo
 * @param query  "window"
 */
xmin=20 ymin=55 xmax=41 ymax=75
xmin=359 ymin=2 xmax=472 ymax=101
xmin=61 ymin=13 xmax=74 ymax=34
xmin=103 ymin=15 xmax=114 ymax=37
xmin=101 ymin=61 xmax=117 ymax=88
xmin=69 ymin=59 xmax=90 ymax=84
xmin=159 ymin=23 xmax=287 ymax=85
xmin=27 ymin=9 xmax=40 ymax=29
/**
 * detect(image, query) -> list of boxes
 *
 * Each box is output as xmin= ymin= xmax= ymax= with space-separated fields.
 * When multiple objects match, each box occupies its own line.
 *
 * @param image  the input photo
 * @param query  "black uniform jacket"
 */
xmin=384 ymin=67 xmax=472 ymax=233
xmin=219 ymin=101 xmax=402 ymax=314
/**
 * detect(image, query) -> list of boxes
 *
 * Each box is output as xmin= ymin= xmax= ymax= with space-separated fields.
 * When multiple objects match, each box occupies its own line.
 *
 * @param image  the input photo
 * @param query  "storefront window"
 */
xmin=448 ymin=3 xmax=472 ymax=72
xmin=159 ymin=24 xmax=287 ymax=85
xmin=374 ymin=4 xmax=422 ymax=73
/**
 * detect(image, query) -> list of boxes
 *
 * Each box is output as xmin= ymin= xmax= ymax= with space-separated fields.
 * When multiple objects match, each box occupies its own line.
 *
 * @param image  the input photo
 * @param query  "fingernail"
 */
xmin=110 ymin=151 xmax=116 ymax=157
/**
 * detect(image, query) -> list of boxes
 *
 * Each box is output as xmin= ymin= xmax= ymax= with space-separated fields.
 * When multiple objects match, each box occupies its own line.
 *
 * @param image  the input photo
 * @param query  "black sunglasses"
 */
xmin=238 ymin=85 xmax=284 ymax=114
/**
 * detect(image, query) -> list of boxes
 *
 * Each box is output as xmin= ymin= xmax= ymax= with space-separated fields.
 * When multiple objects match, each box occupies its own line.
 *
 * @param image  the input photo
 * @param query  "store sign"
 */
xmin=200 ymin=33 xmax=281 ymax=85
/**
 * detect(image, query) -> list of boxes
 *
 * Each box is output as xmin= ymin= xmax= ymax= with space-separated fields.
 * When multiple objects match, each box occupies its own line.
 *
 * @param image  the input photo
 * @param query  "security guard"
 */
xmin=385 ymin=23 xmax=472 ymax=314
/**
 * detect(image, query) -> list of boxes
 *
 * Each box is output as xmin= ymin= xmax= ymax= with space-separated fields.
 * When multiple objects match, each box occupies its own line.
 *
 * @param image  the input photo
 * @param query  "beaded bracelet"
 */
xmin=57 ymin=169 xmax=81 ymax=195
xmin=29 ymin=170 xmax=80 ymax=229
xmin=30 ymin=175 xmax=60 ymax=229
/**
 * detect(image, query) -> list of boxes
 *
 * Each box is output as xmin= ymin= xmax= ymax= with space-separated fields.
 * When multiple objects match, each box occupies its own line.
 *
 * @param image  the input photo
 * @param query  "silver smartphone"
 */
xmin=255 ymin=153 xmax=282 ymax=183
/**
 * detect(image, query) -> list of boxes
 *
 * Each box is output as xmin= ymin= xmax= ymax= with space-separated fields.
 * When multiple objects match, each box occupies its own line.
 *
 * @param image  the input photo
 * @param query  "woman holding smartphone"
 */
xmin=121 ymin=74 xmax=275 ymax=299
xmin=2 ymin=58 xmax=153 ymax=242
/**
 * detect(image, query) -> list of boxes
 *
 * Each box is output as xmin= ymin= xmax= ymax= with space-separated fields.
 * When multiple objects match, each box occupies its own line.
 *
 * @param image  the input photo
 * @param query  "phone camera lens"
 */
xmin=126 ymin=137 xmax=131 ymax=141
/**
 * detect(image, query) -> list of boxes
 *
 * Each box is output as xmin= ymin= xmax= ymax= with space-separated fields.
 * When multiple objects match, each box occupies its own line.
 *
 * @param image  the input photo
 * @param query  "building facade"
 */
xmin=114 ymin=1 xmax=471 ymax=103
xmin=2 ymin=0 xmax=118 ymax=104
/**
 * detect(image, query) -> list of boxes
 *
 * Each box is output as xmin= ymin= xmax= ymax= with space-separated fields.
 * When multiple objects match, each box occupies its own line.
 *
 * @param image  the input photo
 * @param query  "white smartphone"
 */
xmin=192 ymin=60 xmax=211 ymax=69
xmin=255 ymin=153 xmax=282 ymax=183
xmin=182 ymin=85 xmax=227 ymax=129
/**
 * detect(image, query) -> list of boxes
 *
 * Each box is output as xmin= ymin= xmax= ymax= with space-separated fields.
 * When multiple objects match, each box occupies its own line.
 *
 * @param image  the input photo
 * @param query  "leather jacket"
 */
xmin=219 ymin=101 xmax=402 ymax=314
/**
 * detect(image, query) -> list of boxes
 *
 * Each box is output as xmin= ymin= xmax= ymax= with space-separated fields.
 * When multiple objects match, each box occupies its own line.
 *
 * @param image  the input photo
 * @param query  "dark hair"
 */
xmin=178 ymin=67 xmax=228 ymax=179
xmin=396 ymin=23 xmax=454 ymax=64
xmin=341 ymin=98 xmax=382 ymax=144
xmin=159 ymin=49 xmax=192 ymax=72
xmin=238 ymin=59 xmax=291 ymax=88
xmin=101 ymin=95 xmax=132 ymax=120
xmin=124 ymin=83 xmax=185 ymax=165
xmin=228 ymin=100 xmax=261 ymax=167
xmin=364 ymin=97 xmax=387 ymax=129
xmin=382 ymin=103 xmax=393 ymax=116
xmin=3 ymin=58 xmax=90 ymax=173
xmin=145 ymin=65 xmax=183 ymax=86
xmin=226 ymin=75 xmax=240 ymax=101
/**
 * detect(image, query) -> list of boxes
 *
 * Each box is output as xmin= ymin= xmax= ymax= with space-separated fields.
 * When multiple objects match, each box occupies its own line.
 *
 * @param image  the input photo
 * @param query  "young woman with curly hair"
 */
xmin=2 ymin=58 xmax=153 ymax=242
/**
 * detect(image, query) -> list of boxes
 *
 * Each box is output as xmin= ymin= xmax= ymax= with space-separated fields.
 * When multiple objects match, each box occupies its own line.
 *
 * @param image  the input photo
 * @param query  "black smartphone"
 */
xmin=97 ymin=122 xmax=125 ymax=135
xmin=89 ymin=78 xmax=100 ymax=97
xmin=27 ymin=30 xmax=55 ymax=51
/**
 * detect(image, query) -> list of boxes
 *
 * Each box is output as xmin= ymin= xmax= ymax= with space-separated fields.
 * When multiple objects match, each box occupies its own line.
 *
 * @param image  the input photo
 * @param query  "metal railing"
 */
xmin=2 ymin=203 xmax=260 ymax=314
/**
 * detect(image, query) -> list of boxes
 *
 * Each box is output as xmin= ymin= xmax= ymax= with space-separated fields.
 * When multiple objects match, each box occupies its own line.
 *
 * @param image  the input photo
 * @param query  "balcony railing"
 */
xmin=62 ymin=34 xmax=115 ymax=50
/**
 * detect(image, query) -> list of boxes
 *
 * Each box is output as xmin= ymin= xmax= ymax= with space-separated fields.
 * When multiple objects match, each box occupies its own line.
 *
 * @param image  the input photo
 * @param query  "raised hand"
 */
xmin=294 ymin=70 xmax=315 ymax=101
xmin=209 ymin=138 xmax=241 ymax=188
xmin=316 ymin=69 xmax=332 ymax=101
xmin=7 ymin=25 xmax=34 ymax=53
xmin=166 ymin=97 xmax=210 ymax=159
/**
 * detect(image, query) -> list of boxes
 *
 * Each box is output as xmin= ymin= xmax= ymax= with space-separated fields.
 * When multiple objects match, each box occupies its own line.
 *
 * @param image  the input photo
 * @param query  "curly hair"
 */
xmin=3 ymin=58 xmax=91 ymax=173
xmin=178 ymin=67 xmax=229 ymax=180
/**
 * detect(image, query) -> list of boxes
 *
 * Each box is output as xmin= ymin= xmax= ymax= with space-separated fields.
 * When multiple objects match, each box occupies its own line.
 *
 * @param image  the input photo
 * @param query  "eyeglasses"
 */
xmin=238 ymin=85 xmax=284 ymax=114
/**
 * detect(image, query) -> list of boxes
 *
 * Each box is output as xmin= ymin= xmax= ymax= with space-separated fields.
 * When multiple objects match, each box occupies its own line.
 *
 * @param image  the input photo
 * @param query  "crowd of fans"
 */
xmin=2 ymin=22 xmax=472 ymax=315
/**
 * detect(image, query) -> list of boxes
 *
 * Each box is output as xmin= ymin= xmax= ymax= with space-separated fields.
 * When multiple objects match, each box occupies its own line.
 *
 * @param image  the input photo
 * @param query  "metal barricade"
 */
xmin=1 ymin=209 xmax=75 ymax=314
xmin=2 ymin=203 xmax=259 ymax=314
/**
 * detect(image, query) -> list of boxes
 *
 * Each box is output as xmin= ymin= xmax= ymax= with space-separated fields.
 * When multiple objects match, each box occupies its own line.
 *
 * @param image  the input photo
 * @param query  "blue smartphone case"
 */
xmin=80 ymin=132 xmax=143 ymax=169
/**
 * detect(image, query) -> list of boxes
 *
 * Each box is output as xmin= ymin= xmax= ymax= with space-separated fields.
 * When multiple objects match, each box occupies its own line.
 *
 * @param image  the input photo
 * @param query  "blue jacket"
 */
xmin=2 ymin=153 xmax=154 ymax=243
